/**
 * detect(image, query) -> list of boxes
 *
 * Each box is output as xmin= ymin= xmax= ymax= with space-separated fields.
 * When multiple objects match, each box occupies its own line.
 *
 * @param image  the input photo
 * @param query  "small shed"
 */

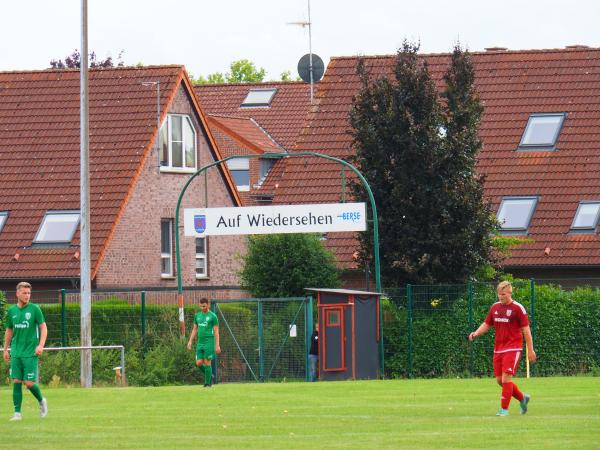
xmin=306 ymin=288 xmax=382 ymax=381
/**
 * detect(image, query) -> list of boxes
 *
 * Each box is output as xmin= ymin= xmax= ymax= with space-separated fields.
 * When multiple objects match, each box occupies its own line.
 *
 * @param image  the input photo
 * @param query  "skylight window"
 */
xmin=241 ymin=88 xmax=277 ymax=107
xmin=34 ymin=211 xmax=80 ymax=244
xmin=497 ymin=197 xmax=538 ymax=233
xmin=571 ymin=202 xmax=600 ymax=232
xmin=518 ymin=113 xmax=565 ymax=149
xmin=0 ymin=212 xmax=7 ymax=233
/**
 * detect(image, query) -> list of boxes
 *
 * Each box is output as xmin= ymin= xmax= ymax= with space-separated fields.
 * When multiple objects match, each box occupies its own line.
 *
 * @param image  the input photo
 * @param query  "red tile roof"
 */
xmin=273 ymin=48 xmax=600 ymax=269
xmin=194 ymin=81 xmax=313 ymax=150
xmin=0 ymin=66 xmax=236 ymax=280
xmin=206 ymin=115 xmax=282 ymax=154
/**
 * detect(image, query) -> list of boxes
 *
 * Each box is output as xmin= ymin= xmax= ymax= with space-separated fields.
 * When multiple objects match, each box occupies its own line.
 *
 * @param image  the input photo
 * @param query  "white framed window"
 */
xmin=159 ymin=114 xmax=197 ymax=171
xmin=227 ymin=158 xmax=250 ymax=191
xmin=34 ymin=211 xmax=80 ymax=244
xmin=497 ymin=197 xmax=538 ymax=234
xmin=241 ymin=88 xmax=277 ymax=107
xmin=571 ymin=202 xmax=600 ymax=232
xmin=518 ymin=113 xmax=565 ymax=149
xmin=0 ymin=212 xmax=7 ymax=234
xmin=195 ymin=237 xmax=208 ymax=278
xmin=161 ymin=219 xmax=174 ymax=277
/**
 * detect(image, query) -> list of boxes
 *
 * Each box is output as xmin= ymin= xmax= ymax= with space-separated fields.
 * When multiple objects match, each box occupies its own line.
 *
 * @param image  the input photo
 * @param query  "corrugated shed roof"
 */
xmin=273 ymin=48 xmax=600 ymax=269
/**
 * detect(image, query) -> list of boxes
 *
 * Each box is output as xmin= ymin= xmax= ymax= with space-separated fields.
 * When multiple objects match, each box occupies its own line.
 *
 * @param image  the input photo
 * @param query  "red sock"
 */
xmin=501 ymin=382 xmax=513 ymax=409
xmin=511 ymin=382 xmax=524 ymax=401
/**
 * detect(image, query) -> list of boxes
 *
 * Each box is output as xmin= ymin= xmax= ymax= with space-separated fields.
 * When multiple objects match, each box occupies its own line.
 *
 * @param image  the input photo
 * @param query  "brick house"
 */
xmin=272 ymin=47 xmax=600 ymax=285
xmin=0 ymin=66 xmax=246 ymax=294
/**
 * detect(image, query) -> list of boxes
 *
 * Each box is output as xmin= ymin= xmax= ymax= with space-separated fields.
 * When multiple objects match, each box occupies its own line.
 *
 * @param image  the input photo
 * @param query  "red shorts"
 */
xmin=493 ymin=351 xmax=522 ymax=377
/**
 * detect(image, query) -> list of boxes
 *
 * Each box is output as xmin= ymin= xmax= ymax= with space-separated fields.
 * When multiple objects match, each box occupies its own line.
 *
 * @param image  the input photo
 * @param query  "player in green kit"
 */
xmin=187 ymin=298 xmax=220 ymax=387
xmin=3 ymin=282 xmax=48 ymax=421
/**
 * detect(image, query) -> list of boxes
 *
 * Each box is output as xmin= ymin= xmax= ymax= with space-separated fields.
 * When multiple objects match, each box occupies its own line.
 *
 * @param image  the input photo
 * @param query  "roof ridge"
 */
xmin=194 ymin=80 xmax=305 ymax=88
xmin=0 ymin=65 xmax=185 ymax=75
xmin=330 ymin=46 xmax=600 ymax=61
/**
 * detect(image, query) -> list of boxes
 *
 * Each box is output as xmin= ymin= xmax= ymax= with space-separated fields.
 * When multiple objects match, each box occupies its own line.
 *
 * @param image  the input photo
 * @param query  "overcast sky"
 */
xmin=2 ymin=0 xmax=599 ymax=80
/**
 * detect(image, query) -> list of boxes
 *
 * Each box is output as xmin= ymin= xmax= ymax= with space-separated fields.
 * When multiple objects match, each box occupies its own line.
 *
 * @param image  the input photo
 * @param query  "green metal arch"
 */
xmin=173 ymin=152 xmax=383 ymax=374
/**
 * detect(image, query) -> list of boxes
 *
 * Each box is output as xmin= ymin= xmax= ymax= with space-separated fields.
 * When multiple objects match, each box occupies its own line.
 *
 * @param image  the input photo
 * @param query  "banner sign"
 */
xmin=184 ymin=203 xmax=366 ymax=236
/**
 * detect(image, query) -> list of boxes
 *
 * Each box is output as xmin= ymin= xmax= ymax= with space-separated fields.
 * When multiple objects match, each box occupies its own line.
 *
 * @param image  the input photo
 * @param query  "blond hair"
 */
xmin=496 ymin=280 xmax=512 ymax=293
xmin=16 ymin=281 xmax=32 ymax=291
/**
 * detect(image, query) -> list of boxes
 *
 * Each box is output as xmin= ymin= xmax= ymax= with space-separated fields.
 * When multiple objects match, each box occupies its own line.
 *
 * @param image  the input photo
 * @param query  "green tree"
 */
xmin=349 ymin=42 xmax=497 ymax=286
xmin=192 ymin=59 xmax=267 ymax=84
xmin=239 ymin=234 xmax=340 ymax=297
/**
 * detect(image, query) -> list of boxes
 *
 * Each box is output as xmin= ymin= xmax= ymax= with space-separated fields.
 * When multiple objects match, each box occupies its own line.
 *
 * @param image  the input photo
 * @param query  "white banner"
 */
xmin=184 ymin=203 xmax=366 ymax=236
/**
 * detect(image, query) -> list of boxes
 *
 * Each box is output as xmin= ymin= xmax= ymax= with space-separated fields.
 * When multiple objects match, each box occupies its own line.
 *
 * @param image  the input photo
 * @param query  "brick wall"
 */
xmin=95 ymin=85 xmax=246 ymax=288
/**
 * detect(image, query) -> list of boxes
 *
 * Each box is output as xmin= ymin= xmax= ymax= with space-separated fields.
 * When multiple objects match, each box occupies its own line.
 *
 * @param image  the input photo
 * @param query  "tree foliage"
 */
xmin=49 ymin=49 xmax=125 ymax=69
xmin=192 ymin=59 xmax=267 ymax=84
xmin=239 ymin=234 xmax=340 ymax=297
xmin=349 ymin=42 xmax=498 ymax=286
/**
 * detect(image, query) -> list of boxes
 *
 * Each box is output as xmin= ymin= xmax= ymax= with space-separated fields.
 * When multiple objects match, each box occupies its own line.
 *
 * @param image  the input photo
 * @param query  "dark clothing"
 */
xmin=309 ymin=330 xmax=319 ymax=355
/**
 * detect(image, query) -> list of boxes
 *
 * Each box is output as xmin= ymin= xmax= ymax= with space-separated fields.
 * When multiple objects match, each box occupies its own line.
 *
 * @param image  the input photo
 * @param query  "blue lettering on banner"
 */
xmin=337 ymin=211 xmax=361 ymax=222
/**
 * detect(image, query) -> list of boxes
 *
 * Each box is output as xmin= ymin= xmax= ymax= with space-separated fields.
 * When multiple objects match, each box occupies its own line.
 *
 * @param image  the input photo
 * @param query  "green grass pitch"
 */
xmin=0 ymin=377 xmax=598 ymax=449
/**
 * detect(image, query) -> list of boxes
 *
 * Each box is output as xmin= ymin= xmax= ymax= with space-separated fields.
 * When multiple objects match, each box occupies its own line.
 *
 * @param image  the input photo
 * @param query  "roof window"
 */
xmin=34 ymin=211 xmax=80 ymax=244
xmin=0 ymin=212 xmax=7 ymax=233
xmin=571 ymin=202 xmax=600 ymax=232
xmin=518 ymin=113 xmax=565 ymax=150
xmin=241 ymin=88 xmax=277 ymax=107
xmin=497 ymin=197 xmax=538 ymax=234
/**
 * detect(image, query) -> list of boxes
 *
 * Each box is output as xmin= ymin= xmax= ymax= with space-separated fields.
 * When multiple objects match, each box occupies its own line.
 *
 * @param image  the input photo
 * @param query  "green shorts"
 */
xmin=196 ymin=340 xmax=215 ymax=361
xmin=10 ymin=356 xmax=39 ymax=382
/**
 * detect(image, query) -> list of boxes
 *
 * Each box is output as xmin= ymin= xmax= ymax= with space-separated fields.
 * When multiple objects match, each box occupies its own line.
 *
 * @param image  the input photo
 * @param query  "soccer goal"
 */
xmin=41 ymin=345 xmax=126 ymax=385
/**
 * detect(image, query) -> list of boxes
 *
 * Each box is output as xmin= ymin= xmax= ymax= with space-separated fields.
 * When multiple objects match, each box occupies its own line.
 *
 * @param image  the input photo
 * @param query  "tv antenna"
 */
xmin=288 ymin=0 xmax=321 ymax=103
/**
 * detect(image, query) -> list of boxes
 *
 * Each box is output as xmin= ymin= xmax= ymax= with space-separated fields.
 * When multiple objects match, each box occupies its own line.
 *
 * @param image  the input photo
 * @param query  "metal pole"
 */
xmin=467 ymin=282 xmax=474 ymax=376
xmin=141 ymin=291 xmax=146 ymax=355
xmin=258 ymin=300 xmax=265 ymax=382
xmin=307 ymin=0 xmax=314 ymax=104
xmin=305 ymin=296 xmax=313 ymax=382
xmin=61 ymin=289 xmax=66 ymax=347
xmin=530 ymin=278 xmax=536 ymax=376
xmin=407 ymin=284 xmax=413 ymax=379
xmin=80 ymin=0 xmax=93 ymax=388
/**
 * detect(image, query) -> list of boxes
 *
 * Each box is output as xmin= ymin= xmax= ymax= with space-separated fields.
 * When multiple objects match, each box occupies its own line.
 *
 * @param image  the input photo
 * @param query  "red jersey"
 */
xmin=484 ymin=300 xmax=529 ymax=353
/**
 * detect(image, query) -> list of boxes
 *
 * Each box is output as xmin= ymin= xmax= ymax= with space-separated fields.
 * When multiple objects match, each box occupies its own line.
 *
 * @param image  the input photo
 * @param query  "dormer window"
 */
xmin=571 ymin=201 xmax=600 ymax=233
xmin=34 ymin=211 xmax=80 ymax=244
xmin=241 ymin=88 xmax=277 ymax=107
xmin=0 ymin=212 xmax=7 ymax=233
xmin=159 ymin=114 xmax=197 ymax=171
xmin=497 ymin=197 xmax=538 ymax=234
xmin=518 ymin=113 xmax=565 ymax=150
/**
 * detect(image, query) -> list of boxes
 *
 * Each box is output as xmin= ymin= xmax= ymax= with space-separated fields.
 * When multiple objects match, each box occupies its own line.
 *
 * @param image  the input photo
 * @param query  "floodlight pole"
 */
xmin=80 ymin=0 xmax=93 ymax=388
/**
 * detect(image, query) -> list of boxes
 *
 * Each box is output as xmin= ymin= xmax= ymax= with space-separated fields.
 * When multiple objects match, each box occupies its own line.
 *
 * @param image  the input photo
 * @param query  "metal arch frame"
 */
xmin=173 ymin=151 xmax=384 ymax=374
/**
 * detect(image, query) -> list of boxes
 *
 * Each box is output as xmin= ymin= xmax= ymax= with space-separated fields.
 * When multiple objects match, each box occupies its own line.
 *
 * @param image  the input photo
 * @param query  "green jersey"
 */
xmin=5 ymin=303 xmax=45 ymax=358
xmin=194 ymin=310 xmax=219 ymax=342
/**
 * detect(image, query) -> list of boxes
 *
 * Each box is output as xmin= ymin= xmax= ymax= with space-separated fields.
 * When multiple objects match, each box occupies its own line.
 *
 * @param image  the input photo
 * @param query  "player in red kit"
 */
xmin=468 ymin=281 xmax=536 ymax=416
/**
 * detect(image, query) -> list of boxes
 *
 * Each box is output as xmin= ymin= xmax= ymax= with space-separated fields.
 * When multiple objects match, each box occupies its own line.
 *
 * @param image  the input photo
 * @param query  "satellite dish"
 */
xmin=297 ymin=53 xmax=324 ymax=83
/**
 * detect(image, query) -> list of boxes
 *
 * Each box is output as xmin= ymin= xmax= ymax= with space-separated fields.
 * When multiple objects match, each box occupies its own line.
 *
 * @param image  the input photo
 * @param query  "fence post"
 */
xmin=467 ymin=282 xmax=474 ymax=376
xmin=211 ymin=301 xmax=218 ymax=384
xmin=530 ymin=279 xmax=536 ymax=375
xmin=305 ymin=296 xmax=314 ymax=382
xmin=258 ymin=300 xmax=265 ymax=382
xmin=141 ymin=291 xmax=146 ymax=355
xmin=407 ymin=284 xmax=413 ymax=379
xmin=60 ymin=289 xmax=67 ymax=347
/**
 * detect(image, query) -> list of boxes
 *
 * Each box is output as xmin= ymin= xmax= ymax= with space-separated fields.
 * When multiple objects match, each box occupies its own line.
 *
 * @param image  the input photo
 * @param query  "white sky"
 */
xmin=2 ymin=0 xmax=599 ymax=80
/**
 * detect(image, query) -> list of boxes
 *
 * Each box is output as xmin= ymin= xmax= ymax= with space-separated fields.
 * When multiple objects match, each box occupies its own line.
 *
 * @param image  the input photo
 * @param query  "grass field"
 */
xmin=0 ymin=377 xmax=598 ymax=449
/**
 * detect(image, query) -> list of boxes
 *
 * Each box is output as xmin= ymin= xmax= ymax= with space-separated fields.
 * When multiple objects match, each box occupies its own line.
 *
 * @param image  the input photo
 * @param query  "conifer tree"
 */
xmin=350 ymin=42 xmax=496 ymax=286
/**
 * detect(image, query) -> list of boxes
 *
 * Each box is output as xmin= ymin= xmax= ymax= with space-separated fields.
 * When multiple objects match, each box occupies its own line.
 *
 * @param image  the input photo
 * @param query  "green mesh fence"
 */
xmin=0 ymin=289 xmax=312 ymax=385
xmin=385 ymin=280 xmax=600 ymax=378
